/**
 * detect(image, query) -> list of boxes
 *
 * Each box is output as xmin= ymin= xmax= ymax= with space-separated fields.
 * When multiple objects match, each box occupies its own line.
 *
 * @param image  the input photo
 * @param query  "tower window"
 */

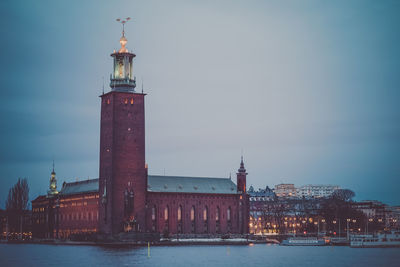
xmin=107 ymin=99 xmax=110 ymax=105
xmin=130 ymin=98 xmax=134 ymax=104
xmin=124 ymin=99 xmax=128 ymax=104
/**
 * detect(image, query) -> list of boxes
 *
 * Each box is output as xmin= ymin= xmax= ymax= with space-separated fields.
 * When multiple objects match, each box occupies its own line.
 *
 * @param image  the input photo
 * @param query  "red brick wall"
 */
xmin=146 ymin=192 xmax=247 ymax=235
xmin=58 ymin=193 xmax=99 ymax=238
xmin=98 ymin=91 xmax=147 ymax=235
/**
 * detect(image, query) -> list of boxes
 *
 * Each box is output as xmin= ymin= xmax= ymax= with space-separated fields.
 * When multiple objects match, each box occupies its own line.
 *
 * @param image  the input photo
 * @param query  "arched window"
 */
xmin=227 ymin=207 xmax=231 ymax=222
xmin=178 ymin=205 xmax=182 ymax=221
xmin=203 ymin=207 xmax=208 ymax=221
xmin=190 ymin=206 xmax=196 ymax=233
xmin=152 ymin=206 xmax=156 ymax=221
xmin=164 ymin=206 xmax=169 ymax=221
xmin=216 ymin=207 xmax=220 ymax=221
xmin=190 ymin=206 xmax=195 ymax=221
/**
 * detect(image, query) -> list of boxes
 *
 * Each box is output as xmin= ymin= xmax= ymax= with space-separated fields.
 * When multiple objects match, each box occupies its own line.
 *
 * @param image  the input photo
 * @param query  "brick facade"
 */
xmin=98 ymin=91 xmax=147 ymax=235
xmin=31 ymin=30 xmax=249 ymax=239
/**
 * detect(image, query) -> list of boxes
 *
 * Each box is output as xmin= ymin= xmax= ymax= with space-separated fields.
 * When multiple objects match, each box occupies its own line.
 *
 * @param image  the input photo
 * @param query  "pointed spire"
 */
xmin=48 ymin=160 xmax=58 ymax=195
xmin=52 ymin=159 xmax=55 ymax=174
xmin=238 ymin=154 xmax=246 ymax=173
xmin=102 ymin=76 xmax=105 ymax=95
xmin=116 ymin=17 xmax=131 ymax=53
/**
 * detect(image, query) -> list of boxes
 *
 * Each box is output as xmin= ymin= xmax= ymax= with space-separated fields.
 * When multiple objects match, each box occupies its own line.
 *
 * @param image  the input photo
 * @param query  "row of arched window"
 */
xmin=153 ymin=206 xmax=231 ymax=222
xmin=151 ymin=205 xmax=232 ymax=233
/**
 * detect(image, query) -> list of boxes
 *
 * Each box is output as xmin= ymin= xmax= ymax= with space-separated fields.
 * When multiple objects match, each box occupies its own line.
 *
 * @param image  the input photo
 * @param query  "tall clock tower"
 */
xmin=98 ymin=27 xmax=147 ymax=235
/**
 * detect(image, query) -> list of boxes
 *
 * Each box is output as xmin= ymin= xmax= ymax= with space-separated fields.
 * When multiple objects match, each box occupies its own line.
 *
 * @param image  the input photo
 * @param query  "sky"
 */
xmin=0 ymin=0 xmax=399 ymax=207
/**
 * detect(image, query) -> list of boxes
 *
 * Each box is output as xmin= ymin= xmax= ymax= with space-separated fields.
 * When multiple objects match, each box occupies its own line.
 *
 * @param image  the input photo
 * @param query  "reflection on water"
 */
xmin=1 ymin=243 xmax=399 ymax=267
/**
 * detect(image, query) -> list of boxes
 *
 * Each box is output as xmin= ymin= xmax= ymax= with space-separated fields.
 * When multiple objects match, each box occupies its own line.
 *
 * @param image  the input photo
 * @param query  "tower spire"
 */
xmin=48 ymin=160 xmax=58 ymax=196
xmin=116 ymin=17 xmax=131 ymax=53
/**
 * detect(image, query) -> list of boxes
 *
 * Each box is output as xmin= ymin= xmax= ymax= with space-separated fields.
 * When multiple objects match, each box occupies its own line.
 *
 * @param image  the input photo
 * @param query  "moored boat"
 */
xmin=350 ymin=231 xmax=400 ymax=248
xmin=281 ymin=237 xmax=327 ymax=246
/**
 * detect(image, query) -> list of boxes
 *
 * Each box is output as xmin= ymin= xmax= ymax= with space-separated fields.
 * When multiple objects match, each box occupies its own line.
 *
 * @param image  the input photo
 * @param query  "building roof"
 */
xmin=147 ymin=175 xmax=238 ymax=194
xmin=54 ymin=174 xmax=238 ymax=196
xmin=59 ymin=179 xmax=99 ymax=196
xmin=32 ymin=195 xmax=48 ymax=203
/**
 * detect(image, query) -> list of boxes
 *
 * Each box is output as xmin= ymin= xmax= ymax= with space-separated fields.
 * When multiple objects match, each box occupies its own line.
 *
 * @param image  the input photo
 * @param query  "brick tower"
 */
xmin=98 ymin=24 xmax=147 ymax=235
xmin=237 ymin=156 xmax=249 ymax=234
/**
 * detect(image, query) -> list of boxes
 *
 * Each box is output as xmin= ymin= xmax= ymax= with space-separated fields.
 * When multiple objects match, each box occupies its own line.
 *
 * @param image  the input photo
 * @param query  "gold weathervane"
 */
xmin=116 ymin=17 xmax=131 ymax=53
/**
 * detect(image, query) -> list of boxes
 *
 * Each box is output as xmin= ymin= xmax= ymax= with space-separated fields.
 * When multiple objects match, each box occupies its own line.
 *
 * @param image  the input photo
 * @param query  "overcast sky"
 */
xmin=0 ymin=0 xmax=399 ymax=207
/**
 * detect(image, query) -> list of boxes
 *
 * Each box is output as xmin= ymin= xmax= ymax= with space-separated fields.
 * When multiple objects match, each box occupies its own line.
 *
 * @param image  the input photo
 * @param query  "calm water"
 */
xmin=0 ymin=243 xmax=399 ymax=267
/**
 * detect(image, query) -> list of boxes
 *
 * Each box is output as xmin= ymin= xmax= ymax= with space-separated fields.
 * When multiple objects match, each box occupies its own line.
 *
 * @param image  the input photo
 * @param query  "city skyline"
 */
xmin=1 ymin=0 xmax=399 ymax=207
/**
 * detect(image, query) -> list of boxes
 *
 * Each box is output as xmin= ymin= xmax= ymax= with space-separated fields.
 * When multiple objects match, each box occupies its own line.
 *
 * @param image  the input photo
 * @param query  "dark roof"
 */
xmin=59 ymin=179 xmax=99 ymax=196
xmin=32 ymin=195 xmax=48 ymax=203
xmin=147 ymin=175 xmax=238 ymax=194
xmin=54 ymin=174 xmax=239 ymax=196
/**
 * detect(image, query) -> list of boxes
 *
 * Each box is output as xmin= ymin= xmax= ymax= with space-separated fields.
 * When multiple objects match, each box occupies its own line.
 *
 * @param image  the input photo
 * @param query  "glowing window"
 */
xmin=164 ymin=206 xmax=169 ymax=221
xmin=203 ymin=207 xmax=208 ymax=221
xmin=152 ymin=206 xmax=156 ymax=221
xmin=227 ymin=207 xmax=231 ymax=221
xmin=178 ymin=206 xmax=182 ymax=221
xmin=190 ymin=206 xmax=195 ymax=221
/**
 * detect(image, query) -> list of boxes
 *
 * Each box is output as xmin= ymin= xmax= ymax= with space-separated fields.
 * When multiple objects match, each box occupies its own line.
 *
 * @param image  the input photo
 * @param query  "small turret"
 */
xmin=48 ymin=161 xmax=58 ymax=196
xmin=236 ymin=156 xmax=247 ymax=193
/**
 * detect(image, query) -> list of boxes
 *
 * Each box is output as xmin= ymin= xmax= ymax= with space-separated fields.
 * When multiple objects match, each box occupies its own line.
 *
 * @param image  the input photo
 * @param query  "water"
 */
xmin=0 ymin=243 xmax=399 ymax=267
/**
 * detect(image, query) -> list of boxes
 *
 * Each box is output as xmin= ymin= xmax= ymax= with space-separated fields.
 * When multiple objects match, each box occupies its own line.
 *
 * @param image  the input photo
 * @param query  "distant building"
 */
xmin=248 ymin=186 xmax=276 ymax=202
xmin=385 ymin=206 xmax=400 ymax=229
xmin=297 ymin=184 xmax=340 ymax=199
xmin=352 ymin=200 xmax=386 ymax=219
xmin=273 ymin=184 xmax=340 ymax=199
xmin=274 ymin=184 xmax=297 ymax=198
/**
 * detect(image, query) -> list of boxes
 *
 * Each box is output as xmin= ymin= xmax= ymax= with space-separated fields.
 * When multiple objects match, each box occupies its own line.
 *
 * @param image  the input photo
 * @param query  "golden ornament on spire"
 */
xmin=116 ymin=17 xmax=131 ymax=53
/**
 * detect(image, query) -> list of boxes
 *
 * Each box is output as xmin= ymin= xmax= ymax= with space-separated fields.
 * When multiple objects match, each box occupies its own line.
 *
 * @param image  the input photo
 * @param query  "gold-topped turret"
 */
xmin=48 ymin=161 xmax=58 ymax=196
xmin=110 ymin=17 xmax=136 ymax=92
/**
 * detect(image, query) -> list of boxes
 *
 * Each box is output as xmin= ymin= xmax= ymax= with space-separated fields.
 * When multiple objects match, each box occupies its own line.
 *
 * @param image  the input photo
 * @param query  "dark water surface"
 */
xmin=0 ymin=243 xmax=399 ymax=267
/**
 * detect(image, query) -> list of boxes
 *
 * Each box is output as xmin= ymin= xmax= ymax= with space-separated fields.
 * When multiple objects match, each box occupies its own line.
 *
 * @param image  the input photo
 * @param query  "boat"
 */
xmin=350 ymin=231 xmax=400 ymax=248
xmin=280 ymin=237 xmax=327 ymax=246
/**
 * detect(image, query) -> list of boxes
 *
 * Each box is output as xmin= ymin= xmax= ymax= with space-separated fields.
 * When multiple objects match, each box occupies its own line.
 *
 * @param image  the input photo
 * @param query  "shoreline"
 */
xmin=0 ymin=239 xmax=278 ymax=247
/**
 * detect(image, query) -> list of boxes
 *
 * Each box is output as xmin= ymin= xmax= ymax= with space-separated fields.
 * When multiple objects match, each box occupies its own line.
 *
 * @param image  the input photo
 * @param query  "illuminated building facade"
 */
xmin=32 ymin=27 xmax=249 ymax=238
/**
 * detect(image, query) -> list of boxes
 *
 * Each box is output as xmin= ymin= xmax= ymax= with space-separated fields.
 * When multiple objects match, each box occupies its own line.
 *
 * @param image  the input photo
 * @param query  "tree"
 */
xmin=332 ymin=189 xmax=355 ymax=202
xmin=5 ymin=178 xmax=29 ymax=239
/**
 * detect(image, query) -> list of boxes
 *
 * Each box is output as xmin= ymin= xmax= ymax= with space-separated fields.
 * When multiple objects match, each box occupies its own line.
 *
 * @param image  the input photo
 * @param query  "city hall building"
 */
xmin=32 ymin=28 xmax=249 ymax=238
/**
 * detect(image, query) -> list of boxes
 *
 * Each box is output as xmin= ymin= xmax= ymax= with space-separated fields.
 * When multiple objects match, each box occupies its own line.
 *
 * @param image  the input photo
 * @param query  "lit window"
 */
xmin=152 ymin=206 xmax=156 ymax=221
xmin=130 ymin=98 xmax=134 ymax=104
xmin=227 ymin=207 xmax=231 ymax=221
xmin=178 ymin=206 xmax=182 ymax=221
xmin=216 ymin=207 xmax=220 ymax=221
xmin=190 ymin=206 xmax=195 ymax=221
xmin=203 ymin=207 xmax=208 ymax=221
xmin=164 ymin=206 xmax=169 ymax=221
